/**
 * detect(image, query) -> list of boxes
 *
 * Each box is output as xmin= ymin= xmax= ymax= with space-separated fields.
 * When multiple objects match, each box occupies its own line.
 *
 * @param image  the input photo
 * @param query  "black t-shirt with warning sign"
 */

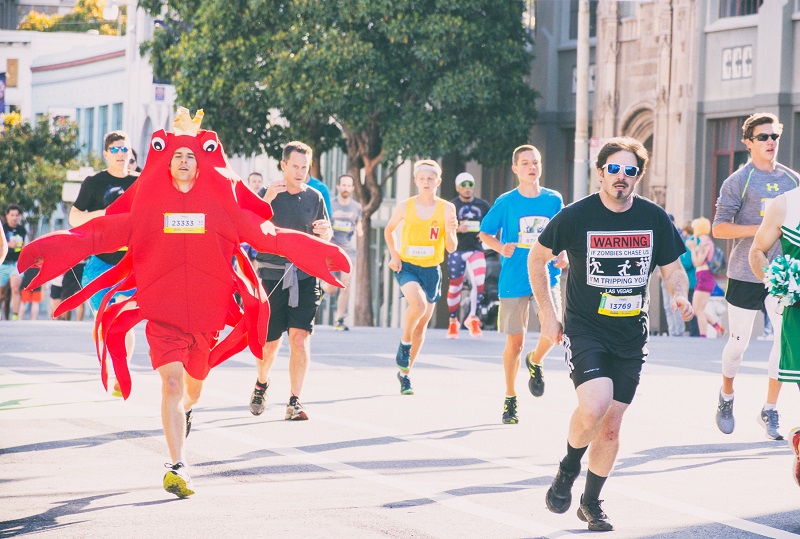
xmin=537 ymin=193 xmax=685 ymax=356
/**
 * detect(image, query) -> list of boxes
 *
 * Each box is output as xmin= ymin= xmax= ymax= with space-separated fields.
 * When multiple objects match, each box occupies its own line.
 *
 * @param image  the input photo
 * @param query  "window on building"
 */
xmin=710 ymin=116 xmax=749 ymax=217
xmin=84 ymin=107 xmax=95 ymax=154
xmin=719 ymin=0 xmax=762 ymax=18
xmin=111 ymin=103 xmax=123 ymax=131
xmin=617 ymin=0 xmax=637 ymax=19
xmin=569 ymin=0 xmax=598 ymax=40
xmin=98 ymin=105 xmax=108 ymax=150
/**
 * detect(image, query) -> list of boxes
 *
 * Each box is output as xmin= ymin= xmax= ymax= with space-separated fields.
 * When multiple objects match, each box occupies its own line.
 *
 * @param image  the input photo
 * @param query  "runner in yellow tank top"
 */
xmin=399 ymin=197 xmax=447 ymax=267
xmin=384 ymin=159 xmax=458 ymax=395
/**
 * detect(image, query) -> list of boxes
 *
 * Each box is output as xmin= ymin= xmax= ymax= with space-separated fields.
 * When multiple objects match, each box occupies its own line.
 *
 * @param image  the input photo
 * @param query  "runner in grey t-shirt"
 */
xmin=321 ymin=174 xmax=362 ymax=331
xmin=711 ymin=112 xmax=800 ymax=440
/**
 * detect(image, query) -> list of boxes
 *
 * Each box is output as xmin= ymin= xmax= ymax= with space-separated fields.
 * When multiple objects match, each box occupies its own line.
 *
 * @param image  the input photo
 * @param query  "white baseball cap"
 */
xmin=455 ymin=172 xmax=475 ymax=186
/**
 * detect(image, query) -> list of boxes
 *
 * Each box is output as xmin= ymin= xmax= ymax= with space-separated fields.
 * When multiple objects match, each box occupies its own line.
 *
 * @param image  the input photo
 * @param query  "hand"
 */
xmin=388 ymin=253 xmax=402 ymax=273
xmin=672 ymin=295 xmax=695 ymax=321
xmin=264 ymin=180 xmax=287 ymax=202
xmin=553 ymin=251 xmax=569 ymax=269
xmin=539 ymin=315 xmax=564 ymax=345
xmin=312 ymin=219 xmax=331 ymax=240
xmin=457 ymin=221 xmax=469 ymax=233
xmin=500 ymin=243 xmax=516 ymax=257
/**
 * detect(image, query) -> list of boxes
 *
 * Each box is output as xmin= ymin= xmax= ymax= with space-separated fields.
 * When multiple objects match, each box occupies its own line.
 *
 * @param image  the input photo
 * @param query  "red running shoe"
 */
xmin=466 ymin=315 xmax=483 ymax=338
xmin=447 ymin=318 xmax=459 ymax=339
xmin=790 ymin=427 xmax=800 ymax=486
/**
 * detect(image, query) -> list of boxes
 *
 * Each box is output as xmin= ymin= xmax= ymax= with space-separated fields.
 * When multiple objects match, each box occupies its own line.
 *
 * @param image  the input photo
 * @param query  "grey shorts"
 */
xmin=498 ymin=286 xmax=562 ymax=335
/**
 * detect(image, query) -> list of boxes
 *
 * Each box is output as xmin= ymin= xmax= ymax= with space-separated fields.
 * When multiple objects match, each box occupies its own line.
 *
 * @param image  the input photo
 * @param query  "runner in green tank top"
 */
xmin=749 ymin=186 xmax=800 ymax=486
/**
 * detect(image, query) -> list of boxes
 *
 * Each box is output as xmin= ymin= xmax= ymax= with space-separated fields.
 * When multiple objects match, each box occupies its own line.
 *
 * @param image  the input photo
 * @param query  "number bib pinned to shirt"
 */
xmin=405 ymin=245 xmax=435 ymax=258
xmin=517 ymin=232 xmax=538 ymax=249
xmin=598 ymin=293 xmax=642 ymax=317
xmin=164 ymin=213 xmax=206 ymax=234
xmin=332 ymin=219 xmax=353 ymax=233
xmin=461 ymin=220 xmax=481 ymax=233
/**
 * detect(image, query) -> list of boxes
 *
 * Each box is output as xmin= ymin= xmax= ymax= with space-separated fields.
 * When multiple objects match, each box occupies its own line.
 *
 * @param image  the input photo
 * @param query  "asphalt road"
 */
xmin=1 ymin=321 xmax=799 ymax=538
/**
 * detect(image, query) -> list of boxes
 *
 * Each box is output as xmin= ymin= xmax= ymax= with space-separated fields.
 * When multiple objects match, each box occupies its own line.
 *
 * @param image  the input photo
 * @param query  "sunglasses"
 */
xmin=604 ymin=163 xmax=640 ymax=177
xmin=108 ymin=146 xmax=129 ymax=154
xmin=458 ymin=181 xmax=475 ymax=188
xmin=750 ymin=133 xmax=780 ymax=142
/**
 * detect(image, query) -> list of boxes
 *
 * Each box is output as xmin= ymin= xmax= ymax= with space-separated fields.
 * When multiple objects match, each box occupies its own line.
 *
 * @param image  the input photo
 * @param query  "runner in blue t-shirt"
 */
xmin=479 ymin=145 xmax=566 ymax=425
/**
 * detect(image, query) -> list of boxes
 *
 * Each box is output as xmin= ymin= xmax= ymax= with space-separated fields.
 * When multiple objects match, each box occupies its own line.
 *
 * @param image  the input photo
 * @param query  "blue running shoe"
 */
xmin=395 ymin=342 xmax=411 ymax=373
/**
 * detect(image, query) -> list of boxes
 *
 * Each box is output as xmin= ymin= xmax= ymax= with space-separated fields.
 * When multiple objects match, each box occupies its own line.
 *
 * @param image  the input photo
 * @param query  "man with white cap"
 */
xmin=446 ymin=172 xmax=492 ymax=338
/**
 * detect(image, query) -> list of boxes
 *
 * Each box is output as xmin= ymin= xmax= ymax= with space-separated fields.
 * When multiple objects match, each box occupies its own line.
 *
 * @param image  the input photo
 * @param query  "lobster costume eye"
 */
xmin=203 ymin=139 xmax=219 ymax=152
xmin=152 ymin=137 xmax=166 ymax=151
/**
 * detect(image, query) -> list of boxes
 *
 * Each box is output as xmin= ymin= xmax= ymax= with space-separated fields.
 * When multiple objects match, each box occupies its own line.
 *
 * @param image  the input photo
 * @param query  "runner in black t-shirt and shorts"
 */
xmin=249 ymin=141 xmax=333 ymax=422
xmin=69 ymin=131 xmax=138 ymax=395
xmin=529 ymin=137 xmax=693 ymax=532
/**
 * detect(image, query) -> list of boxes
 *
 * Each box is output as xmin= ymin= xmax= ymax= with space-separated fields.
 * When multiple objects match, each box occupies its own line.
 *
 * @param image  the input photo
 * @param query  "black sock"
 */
xmin=560 ymin=442 xmax=587 ymax=473
xmin=583 ymin=470 xmax=608 ymax=502
xmin=255 ymin=380 xmax=268 ymax=390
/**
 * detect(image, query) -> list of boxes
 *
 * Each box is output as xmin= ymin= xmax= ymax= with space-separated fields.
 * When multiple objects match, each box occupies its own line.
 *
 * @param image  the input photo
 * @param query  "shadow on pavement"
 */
xmin=1 ymin=429 xmax=162 ymax=455
xmin=614 ymin=440 xmax=788 ymax=476
xmin=0 ymin=493 xmax=177 ymax=538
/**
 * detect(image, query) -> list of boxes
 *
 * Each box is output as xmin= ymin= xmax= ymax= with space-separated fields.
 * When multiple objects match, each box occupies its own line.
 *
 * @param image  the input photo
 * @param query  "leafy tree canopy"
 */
xmin=141 ymin=0 xmax=538 ymax=324
xmin=141 ymin=0 xmax=537 ymax=166
xmin=0 ymin=114 xmax=81 ymax=227
xmin=18 ymin=0 xmax=127 ymax=35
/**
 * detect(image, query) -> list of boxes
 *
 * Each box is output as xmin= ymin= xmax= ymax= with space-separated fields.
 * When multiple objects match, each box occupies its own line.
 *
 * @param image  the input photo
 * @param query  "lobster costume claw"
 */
xmin=16 ymin=107 xmax=350 ymax=399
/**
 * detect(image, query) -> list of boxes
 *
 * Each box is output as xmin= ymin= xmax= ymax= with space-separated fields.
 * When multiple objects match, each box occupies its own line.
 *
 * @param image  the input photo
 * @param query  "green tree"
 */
xmin=142 ymin=0 xmax=538 ymax=325
xmin=0 ymin=114 xmax=81 ymax=235
xmin=18 ymin=0 xmax=126 ymax=35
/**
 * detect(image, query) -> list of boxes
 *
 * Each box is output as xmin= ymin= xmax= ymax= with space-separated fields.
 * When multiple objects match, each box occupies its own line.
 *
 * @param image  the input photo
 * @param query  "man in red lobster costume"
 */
xmin=18 ymin=108 xmax=350 ymax=498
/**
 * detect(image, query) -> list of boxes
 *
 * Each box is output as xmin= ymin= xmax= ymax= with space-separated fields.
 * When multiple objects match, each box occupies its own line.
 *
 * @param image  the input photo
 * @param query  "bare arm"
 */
xmin=69 ymin=206 xmax=105 ymax=227
xmin=383 ymin=201 xmax=406 ymax=273
xmin=712 ymin=221 xmax=760 ymax=240
xmin=749 ymin=194 xmax=786 ymax=281
xmin=0 ymin=221 xmax=7 ymax=264
xmin=660 ymin=259 xmax=694 ymax=321
xmin=528 ymin=241 xmax=563 ymax=343
xmin=444 ymin=202 xmax=458 ymax=254
xmin=478 ymin=232 xmax=516 ymax=258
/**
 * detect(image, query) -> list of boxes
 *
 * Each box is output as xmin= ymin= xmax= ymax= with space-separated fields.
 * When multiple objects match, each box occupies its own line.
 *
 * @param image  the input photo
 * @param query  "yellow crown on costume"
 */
xmin=173 ymin=107 xmax=204 ymax=136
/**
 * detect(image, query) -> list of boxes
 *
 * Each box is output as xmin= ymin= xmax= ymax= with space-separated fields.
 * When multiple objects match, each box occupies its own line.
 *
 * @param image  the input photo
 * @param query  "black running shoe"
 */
xmin=250 ymin=381 xmax=268 ymax=416
xmin=577 ymin=495 xmax=614 ymax=531
xmin=502 ymin=396 xmax=518 ymax=424
xmin=334 ymin=318 xmax=349 ymax=331
xmin=397 ymin=371 xmax=414 ymax=395
xmin=526 ymin=352 xmax=545 ymax=397
xmin=185 ymin=409 xmax=193 ymax=438
xmin=545 ymin=464 xmax=579 ymax=513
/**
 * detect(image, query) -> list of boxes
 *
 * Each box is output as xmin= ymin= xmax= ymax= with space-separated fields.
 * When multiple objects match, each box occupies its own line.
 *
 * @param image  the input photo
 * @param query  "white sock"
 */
xmin=721 ymin=390 xmax=734 ymax=401
xmin=763 ymin=403 xmax=777 ymax=411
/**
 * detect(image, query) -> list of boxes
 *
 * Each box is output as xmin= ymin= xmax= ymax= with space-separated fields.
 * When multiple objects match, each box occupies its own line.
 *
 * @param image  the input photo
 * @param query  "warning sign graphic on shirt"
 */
xmin=586 ymin=231 xmax=652 ymax=287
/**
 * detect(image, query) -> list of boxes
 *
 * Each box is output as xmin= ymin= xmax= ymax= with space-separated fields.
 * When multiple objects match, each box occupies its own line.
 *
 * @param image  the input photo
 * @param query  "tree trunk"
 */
xmin=346 ymin=127 xmax=384 ymax=327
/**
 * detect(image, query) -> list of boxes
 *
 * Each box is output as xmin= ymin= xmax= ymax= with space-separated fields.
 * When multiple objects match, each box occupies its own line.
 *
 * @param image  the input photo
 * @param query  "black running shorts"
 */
xmin=262 ymin=277 xmax=322 ymax=342
xmin=562 ymin=333 xmax=645 ymax=405
xmin=724 ymin=278 xmax=768 ymax=311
